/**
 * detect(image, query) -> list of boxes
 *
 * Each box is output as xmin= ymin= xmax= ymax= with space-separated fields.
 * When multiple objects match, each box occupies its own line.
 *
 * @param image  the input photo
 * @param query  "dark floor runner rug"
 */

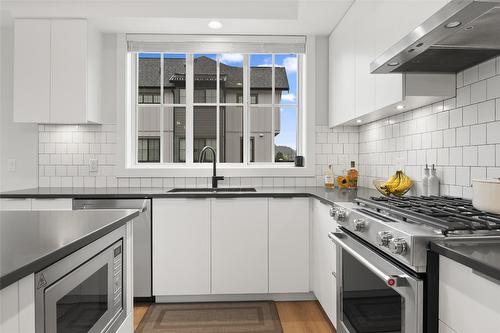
xmin=135 ymin=301 xmax=283 ymax=333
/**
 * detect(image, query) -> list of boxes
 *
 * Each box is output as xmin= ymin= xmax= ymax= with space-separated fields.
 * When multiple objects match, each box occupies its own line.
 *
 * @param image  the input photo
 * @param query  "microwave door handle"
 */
xmin=328 ymin=232 xmax=407 ymax=287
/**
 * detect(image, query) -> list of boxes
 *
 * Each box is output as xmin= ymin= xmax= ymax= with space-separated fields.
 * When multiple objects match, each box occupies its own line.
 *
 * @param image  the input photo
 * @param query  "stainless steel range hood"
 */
xmin=371 ymin=0 xmax=500 ymax=74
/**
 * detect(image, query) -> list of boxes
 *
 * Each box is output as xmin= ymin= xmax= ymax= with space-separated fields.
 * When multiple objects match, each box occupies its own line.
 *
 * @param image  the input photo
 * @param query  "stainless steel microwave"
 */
xmin=35 ymin=227 xmax=128 ymax=333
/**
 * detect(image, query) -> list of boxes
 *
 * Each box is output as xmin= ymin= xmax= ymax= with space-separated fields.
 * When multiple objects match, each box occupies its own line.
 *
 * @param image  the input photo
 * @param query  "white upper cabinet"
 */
xmin=13 ymin=20 xmax=51 ymax=123
xmin=13 ymin=19 xmax=102 ymax=124
xmin=329 ymin=0 xmax=454 ymax=127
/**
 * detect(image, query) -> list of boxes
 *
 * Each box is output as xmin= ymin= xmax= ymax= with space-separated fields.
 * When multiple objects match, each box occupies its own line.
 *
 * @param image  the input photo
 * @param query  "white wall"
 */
xmin=0 ymin=12 xmax=38 ymax=191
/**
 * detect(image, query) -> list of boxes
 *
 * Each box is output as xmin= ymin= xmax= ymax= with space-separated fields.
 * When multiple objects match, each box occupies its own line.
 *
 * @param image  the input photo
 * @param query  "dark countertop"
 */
xmin=0 ymin=186 xmax=379 ymax=205
xmin=430 ymin=238 xmax=500 ymax=282
xmin=0 ymin=209 xmax=139 ymax=290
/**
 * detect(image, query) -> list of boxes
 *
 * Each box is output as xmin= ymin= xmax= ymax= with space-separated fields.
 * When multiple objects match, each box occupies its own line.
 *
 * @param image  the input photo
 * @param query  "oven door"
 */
xmin=329 ymin=230 xmax=423 ymax=333
xmin=43 ymin=241 xmax=123 ymax=333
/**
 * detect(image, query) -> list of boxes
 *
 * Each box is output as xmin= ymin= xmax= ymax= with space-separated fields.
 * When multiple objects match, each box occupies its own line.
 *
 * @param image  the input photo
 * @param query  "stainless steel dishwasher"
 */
xmin=72 ymin=198 xmax=152 ymax=300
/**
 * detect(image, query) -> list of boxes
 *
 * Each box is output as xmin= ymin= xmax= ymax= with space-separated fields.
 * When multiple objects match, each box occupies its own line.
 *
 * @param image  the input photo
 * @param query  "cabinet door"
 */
xmin=212 ymin=198 xmax=268 ymax=294
xmin=50 ymin=20 xmax=87 ymax=123
xmin=152 ymin=198 xmax=211 ymax=295
xmin=312 ymin=199 xmax=338 ymax=326
xmin=31 ymin=198 xmax=72 ymax=210
xmin=439 ymin=255 xmax=500 ymax=333
xmin=330 ymin=10 xmax=356 ymax=127
xmin=354 ymin=1 xmax=376 ymax=118
xmin=13 ymin=19 xmax=51 ymax=123
xmin=269 ymin=198 xmax=309 ymax=293
xmin=0 ymin=198 xmax=31 ymax=210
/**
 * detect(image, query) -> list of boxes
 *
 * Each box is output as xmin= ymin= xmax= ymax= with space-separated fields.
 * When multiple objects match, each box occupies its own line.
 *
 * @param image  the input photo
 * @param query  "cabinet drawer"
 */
xmin=31 ymin=198 xmax=72 ymax=210
xmin=0 ymin=198 xmax=32 ymax=210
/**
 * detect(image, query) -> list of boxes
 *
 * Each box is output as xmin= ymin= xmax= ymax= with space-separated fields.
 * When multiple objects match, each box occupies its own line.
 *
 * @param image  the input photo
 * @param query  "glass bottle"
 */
xmin=324 ymin=164 xmax=334 ymax=189
xmin=347 ymin=161 xmax=358 ymax=189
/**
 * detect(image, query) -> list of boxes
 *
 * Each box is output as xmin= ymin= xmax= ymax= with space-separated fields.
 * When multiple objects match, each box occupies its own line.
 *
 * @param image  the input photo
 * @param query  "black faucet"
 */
xmin=199 ymin=146 xmax=224 ymax=188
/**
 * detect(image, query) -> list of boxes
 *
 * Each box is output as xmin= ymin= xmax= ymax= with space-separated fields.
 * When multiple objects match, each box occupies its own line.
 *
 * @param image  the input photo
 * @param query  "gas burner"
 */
xmin=357 ymin=196 xmax=500 ymax=235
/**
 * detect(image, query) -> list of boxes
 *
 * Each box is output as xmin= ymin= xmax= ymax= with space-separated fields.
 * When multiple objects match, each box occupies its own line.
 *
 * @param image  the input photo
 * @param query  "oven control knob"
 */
xmin=335 ymin=209 xmax=347 ymax=222
xmin=389 ymin=238 xmax=408 ymax=255
xmin=377 ymin=231 xmax=393 ymax=247
xmin=329 ymin=207 xmax=336 ymax=217
xmin=353 ymin=218 xmax=366 ymax=231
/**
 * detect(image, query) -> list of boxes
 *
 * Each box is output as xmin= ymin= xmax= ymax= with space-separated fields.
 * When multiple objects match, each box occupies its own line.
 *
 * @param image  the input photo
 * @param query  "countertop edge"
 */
xmin=0 ymin=210 xmax=140 ymax=290
xmin=429 ymin=241 xmax=500 ymax=283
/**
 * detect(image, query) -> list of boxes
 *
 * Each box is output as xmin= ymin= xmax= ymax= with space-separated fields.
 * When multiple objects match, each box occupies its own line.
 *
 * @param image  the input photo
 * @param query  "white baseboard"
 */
xmin=154 ymin=292 xmax=316 ymax=303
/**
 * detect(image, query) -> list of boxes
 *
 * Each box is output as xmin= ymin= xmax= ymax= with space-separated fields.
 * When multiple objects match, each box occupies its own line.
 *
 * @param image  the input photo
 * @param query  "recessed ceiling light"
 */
xmin=445 ymin=21 xmax=461 ymax=28
xmin=356 ymin=119 xmax=362 ymax=124
xmin=208 ymin=20 xmax=223 ymax=29
xmin=388 ymin=61 xmax=399 ymax=66
xmin=396 ymin=105 xmax=405 ymax=110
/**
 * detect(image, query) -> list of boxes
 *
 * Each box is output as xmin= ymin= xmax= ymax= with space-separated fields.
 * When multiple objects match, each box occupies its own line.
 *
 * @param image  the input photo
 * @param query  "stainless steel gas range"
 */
xmin=328 ymin=195 xmax=500 ymax=333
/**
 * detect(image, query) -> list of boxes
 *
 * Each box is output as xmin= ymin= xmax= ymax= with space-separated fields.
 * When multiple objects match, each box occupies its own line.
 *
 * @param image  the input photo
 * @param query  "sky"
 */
xmin=139 ymin=52 xmax=298 ymax=150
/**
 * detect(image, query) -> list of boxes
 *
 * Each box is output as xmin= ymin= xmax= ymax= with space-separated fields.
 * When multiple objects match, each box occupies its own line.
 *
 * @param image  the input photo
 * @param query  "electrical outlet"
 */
xmin=89 ymin=158 xmax=98 ymax=172
xmin=7 ymin=159 xmax=16 ymax=172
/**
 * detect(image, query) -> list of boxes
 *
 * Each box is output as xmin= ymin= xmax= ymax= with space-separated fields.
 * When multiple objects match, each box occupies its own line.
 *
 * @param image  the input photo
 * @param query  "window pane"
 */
xmin=219 ymin=106 xmax=243 ymax=163
xmin=250 ymin=54 xmax=272 ymax=105
xmin=219 ymin=54 xmax=243 ymax=103
xmin=249 ymin=107 xmax=273 ymax=162
xmin=163 ymin=53 xmax=186 ymax=104
xmin=194 ymin=54 xmax=217 ymax=103
xmin=163 ymin=106 xmax=186 ymax=163
xmin=275 ymin=54 xmax=297 ymax=105
xmin=193 ymin=106 xmax=216 ymax=162
xmin=274 ymin=106 xmax=297 ymax=162
xmin=138 ymin=53 xmax=161 ymax=105
xmin=137 ymin=106 xmax=160 ymax=163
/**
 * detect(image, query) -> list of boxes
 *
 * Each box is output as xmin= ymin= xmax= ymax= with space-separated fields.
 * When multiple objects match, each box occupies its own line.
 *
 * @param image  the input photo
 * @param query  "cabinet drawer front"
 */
xmin=0 ymin=198 xmax=32 ymax=210
xmin=31 ymin=198 xmax=72 ymax=210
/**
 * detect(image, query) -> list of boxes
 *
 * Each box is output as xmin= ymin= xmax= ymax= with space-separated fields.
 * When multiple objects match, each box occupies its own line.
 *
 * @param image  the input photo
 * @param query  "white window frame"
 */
xmin=116 ymin=34 xmax=316 ymax=177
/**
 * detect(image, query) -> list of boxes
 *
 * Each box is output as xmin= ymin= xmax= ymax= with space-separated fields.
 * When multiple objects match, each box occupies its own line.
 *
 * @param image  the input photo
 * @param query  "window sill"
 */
xmin=114 ymin=163 xmax=314 ymax=177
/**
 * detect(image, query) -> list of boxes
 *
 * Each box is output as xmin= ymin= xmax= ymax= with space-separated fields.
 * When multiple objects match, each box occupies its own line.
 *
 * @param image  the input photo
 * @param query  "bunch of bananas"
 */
xmin=380 ymin=170 xmax=413 ymax=196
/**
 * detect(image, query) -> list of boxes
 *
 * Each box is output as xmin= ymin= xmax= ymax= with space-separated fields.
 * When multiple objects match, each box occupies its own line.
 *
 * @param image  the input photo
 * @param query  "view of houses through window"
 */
xmin=135 ymin=52 xmax=299 ymax=165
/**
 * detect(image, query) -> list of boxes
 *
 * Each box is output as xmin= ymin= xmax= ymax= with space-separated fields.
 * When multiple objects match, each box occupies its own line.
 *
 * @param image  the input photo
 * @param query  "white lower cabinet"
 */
xmin=439 ymin=255 xmax=500 ymax=333
xmin=0 ymin=274 xmax=35 ymax=333
xmin=312 ymin=199 xmax=338 ymax=326
xmin=269 ymin=197 xmax=309 ymax=293
xmin=153 ymin=198 xmax=211 ymax=295
xmin=211 ymin=198 xmax=268 ymax=294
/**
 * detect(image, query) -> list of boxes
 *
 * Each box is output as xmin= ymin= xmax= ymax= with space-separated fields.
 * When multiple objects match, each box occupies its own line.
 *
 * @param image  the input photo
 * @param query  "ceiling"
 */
xmin=0 ymin=0 xmax=353 ymax=35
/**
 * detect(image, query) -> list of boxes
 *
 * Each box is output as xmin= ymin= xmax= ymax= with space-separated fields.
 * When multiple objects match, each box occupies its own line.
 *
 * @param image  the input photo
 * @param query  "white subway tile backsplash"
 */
xmin=456 ymin=86 xmax=471 ymax=107
xmin=486 ymin=75 xmax=500 ymax=99
xmin=470 ymin=80 xmax=487 ymax=104
xmin=456 ymin=127 xmax=470 ymax=146
xmin=455 ymin=167 xmax=470 ymax=186
xmin=470 ymin=124 xmax=487 ymax=145
xmin=477 ymin=100 xmax=496 ymax=123
xmin=487 ymin=121 xmax=500 ymax=144
xmin=462 ymin=105 xmax=477 ymax=126
xmin=449 ymin=108 xmax=463 ymax=128
xmin=462 ymin=146 xmax=478 ymax=166
xmin=463 ymin=66 xmax=479 ymax=85
xmin=478 ymin=58 xmax=496 ymax=80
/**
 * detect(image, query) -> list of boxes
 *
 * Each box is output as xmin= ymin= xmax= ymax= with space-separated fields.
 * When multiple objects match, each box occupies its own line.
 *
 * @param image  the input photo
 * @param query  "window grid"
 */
xmin=133 ymin=52 xmax=300 ymax=166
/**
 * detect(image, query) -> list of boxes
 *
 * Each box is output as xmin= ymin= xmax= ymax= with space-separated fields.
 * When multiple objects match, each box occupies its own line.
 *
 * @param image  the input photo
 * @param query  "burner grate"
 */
xmin=357 ymin=196 xmax=500 ymax=234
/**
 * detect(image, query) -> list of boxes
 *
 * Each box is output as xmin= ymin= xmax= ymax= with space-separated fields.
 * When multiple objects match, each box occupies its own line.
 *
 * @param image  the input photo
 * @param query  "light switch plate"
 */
xmin=89 ymin=158 xmax=98 ymax=172
xmin=7 ymin=159 xmax=16 ymax=172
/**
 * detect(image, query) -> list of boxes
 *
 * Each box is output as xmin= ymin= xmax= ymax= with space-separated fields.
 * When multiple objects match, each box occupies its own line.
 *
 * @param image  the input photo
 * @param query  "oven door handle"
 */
xmin=328 ymin=231 xmax=407 ymax=287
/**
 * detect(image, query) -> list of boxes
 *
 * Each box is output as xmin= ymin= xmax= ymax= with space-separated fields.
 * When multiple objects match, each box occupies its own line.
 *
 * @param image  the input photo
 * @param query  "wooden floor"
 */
xmin=134 ymin=301 xmax=336 ymax=333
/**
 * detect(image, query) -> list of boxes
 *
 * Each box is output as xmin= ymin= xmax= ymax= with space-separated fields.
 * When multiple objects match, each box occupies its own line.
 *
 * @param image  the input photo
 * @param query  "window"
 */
xmin=130 ymin=48 xmax=302 ymax=167
xmin=138 ymin=137 xmax=160 ymax=162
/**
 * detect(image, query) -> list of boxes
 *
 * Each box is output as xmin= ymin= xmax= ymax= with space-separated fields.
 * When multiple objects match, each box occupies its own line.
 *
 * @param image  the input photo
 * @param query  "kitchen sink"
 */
xmin=168 ymin=187 xmax=257 ymax=193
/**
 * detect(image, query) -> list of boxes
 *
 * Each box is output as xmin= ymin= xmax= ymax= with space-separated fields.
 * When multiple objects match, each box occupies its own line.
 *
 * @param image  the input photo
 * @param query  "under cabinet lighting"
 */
xmin=356 ymin=119 xmax=362 ymax=124
xmin=445 ymin=21 xmax=461 ymax=28
xmin=208 ymin=20 xmax=223 ymax=29
xmin=396 ymin=105 xmax=405 ymax=111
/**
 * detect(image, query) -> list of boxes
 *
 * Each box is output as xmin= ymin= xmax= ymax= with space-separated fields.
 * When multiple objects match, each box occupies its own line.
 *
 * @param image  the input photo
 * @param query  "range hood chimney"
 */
xmin=371 ymin=0 xmax=500 ymax=74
